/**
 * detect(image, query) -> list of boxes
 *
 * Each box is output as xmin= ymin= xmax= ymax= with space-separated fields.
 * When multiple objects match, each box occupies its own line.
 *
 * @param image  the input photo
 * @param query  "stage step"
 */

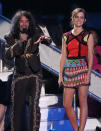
xmin=39 ymin=118 xmax=101 ymax=131
xmin=39 ymin=94 xmax=101 ymax=131
xmin=5 ymin=94 xmax=101 ymax=131
xmin=40 ymin=107 xmax=67 ymax=121
xmin=39 ymin=94 xmax=63 ymax=108
xmin=40 ymin=94 xmax=67 ymax=121
xmin=40 ymin=119 xmax=73 ymax=131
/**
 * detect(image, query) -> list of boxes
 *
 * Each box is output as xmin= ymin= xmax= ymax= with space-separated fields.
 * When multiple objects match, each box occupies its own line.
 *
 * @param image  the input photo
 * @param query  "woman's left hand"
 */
xmin=85 ymin=73 xmax=91 ymax=84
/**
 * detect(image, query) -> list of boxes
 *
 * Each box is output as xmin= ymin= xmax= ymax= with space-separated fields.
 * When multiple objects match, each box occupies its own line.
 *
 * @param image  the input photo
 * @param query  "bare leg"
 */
xmin=63 ymin=88 xmax=78 ymax=131
xmin=78 ymin=86 xmax=89 ymax=131
xmin=0 ymin=104 xmax=7 ymax=131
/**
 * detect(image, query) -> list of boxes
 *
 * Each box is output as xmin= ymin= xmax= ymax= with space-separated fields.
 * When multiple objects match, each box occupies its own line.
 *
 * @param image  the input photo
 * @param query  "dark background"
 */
xmin=1 ymin=0 xmax=101 ymax=18
xmin=1 ymin=0 xmax=101 ymax=44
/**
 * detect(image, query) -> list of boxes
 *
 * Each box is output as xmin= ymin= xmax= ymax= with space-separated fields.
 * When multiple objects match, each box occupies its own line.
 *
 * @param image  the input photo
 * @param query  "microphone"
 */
xmin=21 ymin=28 xmax=28 ymax=34
xmin=21 ymin=28 xmax=28 ymax=48
xmin=21 ymin=28 xmax=29 ymax=67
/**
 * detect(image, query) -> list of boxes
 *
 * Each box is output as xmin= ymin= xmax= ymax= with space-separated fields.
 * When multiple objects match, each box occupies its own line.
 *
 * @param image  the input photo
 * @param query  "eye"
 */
xmin=80 ymin=17 xmax=84 ymax=19
xmin=75 ymin=16 xmax=79 ymax=19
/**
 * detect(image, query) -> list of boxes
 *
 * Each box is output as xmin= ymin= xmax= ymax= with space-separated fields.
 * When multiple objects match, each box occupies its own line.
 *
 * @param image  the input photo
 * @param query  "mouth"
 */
xmin=76 ymin=22 xmax=82 ymax=24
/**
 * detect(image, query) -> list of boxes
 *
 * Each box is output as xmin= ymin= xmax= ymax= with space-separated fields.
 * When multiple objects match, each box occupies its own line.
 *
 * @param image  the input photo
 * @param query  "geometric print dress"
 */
xmin=63 ymin=30 xmax=91 ymax=89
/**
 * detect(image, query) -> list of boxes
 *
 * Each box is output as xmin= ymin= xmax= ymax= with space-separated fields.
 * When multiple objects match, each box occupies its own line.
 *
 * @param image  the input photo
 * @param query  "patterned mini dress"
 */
xmin=63 ymin=30 xmax=91 ymax=89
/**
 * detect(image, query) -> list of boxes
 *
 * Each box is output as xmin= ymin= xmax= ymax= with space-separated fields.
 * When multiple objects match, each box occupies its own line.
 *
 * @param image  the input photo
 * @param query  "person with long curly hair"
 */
xmin=4 ymin=10 xmax=51 ymax=131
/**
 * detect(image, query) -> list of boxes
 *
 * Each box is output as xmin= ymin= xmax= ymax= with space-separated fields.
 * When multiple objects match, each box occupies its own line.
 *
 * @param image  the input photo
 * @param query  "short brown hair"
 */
xmin=71 ymin=8 xmax=86 ymax=19
xmin=70 ymin=8 xmax=86 ymax=27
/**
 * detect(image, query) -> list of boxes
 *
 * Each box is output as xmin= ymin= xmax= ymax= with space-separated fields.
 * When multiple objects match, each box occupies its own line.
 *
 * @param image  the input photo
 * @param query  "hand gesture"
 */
xmin=34 ymin=35 xmax=51 ymax=44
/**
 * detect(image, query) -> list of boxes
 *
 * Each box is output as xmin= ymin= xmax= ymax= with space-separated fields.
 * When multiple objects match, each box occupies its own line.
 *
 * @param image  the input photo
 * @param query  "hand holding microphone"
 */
xmin=20 ymin=28 xmax=28 ymax=43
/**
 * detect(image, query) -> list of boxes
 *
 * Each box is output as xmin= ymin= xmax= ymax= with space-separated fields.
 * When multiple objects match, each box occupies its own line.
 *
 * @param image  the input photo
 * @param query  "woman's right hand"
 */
xmin=58 ymin=75 xmax=64 ymax=86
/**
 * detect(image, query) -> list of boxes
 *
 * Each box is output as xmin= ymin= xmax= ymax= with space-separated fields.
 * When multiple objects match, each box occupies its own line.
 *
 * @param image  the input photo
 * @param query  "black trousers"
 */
xmin=11 ymin=74 xmax=41 ymax=131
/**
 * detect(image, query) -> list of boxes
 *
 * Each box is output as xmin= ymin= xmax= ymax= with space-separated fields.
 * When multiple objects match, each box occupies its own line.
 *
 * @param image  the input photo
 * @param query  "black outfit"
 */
xmin=0 ymin=74 xmax=12 ymax=106
xmin=4 ymin=29 xmax=50 ymax=131
xmin=0 ymin=40 xmax=12 ymax=106
xmin=0 ymin=80 xmax=8 ymax=105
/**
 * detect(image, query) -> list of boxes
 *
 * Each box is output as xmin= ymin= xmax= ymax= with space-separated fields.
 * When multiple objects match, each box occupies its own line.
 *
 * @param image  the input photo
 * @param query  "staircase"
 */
xmin=0 ymin=15 xmax=101 ymax=131
xmin=39 ymin=94 xmax=101 ymax=131
xmin=39 ymin=86 xmax=101 ymax=131
xmin=39 ymin=93 xmax=73 ymax=131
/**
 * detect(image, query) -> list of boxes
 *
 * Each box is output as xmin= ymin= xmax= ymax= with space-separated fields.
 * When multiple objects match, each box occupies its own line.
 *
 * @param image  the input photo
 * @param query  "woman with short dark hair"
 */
xmin=58 ymin=8 xmax=94 ymax=131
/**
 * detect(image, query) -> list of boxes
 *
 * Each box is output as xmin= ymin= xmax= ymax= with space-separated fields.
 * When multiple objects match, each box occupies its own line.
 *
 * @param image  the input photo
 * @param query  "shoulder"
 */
xmin=83 ymin=29 xmax=91 ymax=36
xmin=84 ymin=29 xmax=93 ymax=39
xmin=4 ymin=33 xmax=15 ymax=45
xmin=84 ymin=29 xmax=92 ymax=37
xmin=62 ymin=31 xmax=71 ymax=42
xmin=4 ymin=33 xmax=12 ymax=40
xmin=82 ymin=29 xmax=91 ymax=42
xmin=63 ymin=31 xmax=71 ymax=37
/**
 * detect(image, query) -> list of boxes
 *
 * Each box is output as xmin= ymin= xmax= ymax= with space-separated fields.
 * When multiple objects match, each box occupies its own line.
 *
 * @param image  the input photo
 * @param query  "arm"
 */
xmin=87 ymin=34 xmax=94 ymax=79
xmin=58 ymin=37 xmax=67 ymax=85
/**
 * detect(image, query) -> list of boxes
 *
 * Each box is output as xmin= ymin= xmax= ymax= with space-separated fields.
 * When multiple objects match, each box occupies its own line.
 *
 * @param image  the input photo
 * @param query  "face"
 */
xmin=72 ymin=12 xmax=86 ymax=27
xmin=19 ymin=16 xmax=29 ymax=31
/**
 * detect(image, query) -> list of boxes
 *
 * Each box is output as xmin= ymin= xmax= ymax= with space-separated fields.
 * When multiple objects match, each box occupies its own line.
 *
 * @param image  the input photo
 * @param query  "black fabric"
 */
xmin=0 ymin=74 xmax=13 ymax=105
xmin=11 ymin=75 xmax=41 ymax=131
xmin=0 ymin=80 xmax=7 ymax=105
xmin=15 ymin=57 xmax=29 ymax=73
xmin=28 ymin=54 xmax=41 ymax=73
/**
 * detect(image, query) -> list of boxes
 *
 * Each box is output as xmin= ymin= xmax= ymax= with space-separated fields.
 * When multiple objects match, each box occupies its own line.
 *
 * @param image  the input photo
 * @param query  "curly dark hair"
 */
xmin=10 ymin=10 xmax=37 ymax=39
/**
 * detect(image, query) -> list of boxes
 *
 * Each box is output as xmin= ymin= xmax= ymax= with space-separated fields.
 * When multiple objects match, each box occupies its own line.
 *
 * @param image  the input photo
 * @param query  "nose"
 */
xmin=23 ymin=22 xmax=26 ymax=26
